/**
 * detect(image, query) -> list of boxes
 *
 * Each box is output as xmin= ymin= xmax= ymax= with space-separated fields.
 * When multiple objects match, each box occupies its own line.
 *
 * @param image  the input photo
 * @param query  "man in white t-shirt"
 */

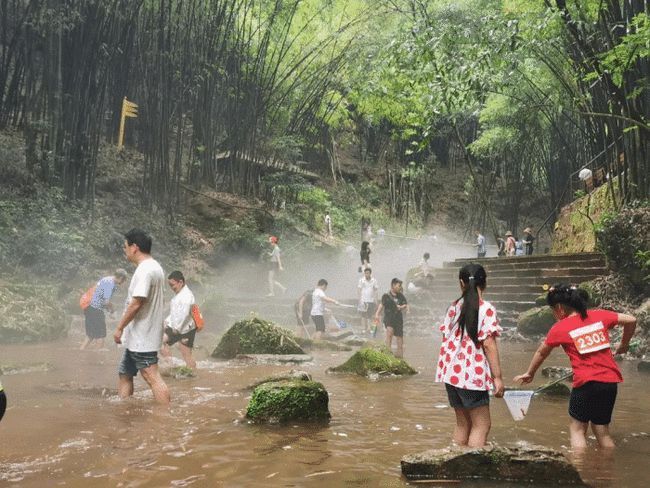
xmin=357 ymin=268 xmax=378 ymax=334
xmin=114 ymin=228 xmax=170 ymax=405
xmin=310 ymin=279 xmax=339 ymax=340
xmin=160 ymin=270 xmax=197 ymax=370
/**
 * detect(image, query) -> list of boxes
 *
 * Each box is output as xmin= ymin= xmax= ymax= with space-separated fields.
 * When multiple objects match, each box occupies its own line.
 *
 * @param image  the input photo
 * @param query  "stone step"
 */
xmin=442 ymin=258 xmax=606 ymax=272
xmin=433 ymin=266 xmax=608 ymax=279
xmin=445 ymin=252 xmax=605 ymax=267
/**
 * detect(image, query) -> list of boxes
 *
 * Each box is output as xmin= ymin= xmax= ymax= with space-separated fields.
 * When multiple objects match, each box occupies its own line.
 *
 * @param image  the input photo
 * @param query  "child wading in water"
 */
xmin=435 ymin=264 xmax=504 ymax=447
xmin=514 ymin=284 xmax=637 ymax=449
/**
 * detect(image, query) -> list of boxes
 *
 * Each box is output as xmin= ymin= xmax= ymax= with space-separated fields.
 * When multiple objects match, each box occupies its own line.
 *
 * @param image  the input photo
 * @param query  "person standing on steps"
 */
xmin=267 ymin=236 xmax=287 ymax=297
xmin=310 ymin=279 xmax=340 ymax=341
xmin=357 ymin=267 xmax=378 ymax=334
xmin=474 ymin=230 xmax=486 ymax=258
xmin=375 ymin=278 xmax=409 ymax=358
xmin=435 ymin=264 xmax=504 ymax=448
xmin=522 ymin=227 xmax=535 ymax=255
xmin=360 ymin=241 xmax=371 ymax=272
xmin=515 ymin=284 xmax=637 ymax=449
xmin=496 ymin=235 xmax=506 ymax=257
xmin=113 ymin=228 xmax=170 ymax=405
xmin=81 ymin=268 xmax=128 ymax=350
xmin=160 ymin=271 xmax=198 ymax=371
xmin=505 ymin=231 xmax=516 ymax=256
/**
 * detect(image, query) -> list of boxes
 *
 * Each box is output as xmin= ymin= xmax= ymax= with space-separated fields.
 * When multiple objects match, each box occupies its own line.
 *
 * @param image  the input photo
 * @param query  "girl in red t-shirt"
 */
xmin=435 ymin=264 xmax=505 ymax=447
xmin=514 ymin=284 xmax=637 ymax=448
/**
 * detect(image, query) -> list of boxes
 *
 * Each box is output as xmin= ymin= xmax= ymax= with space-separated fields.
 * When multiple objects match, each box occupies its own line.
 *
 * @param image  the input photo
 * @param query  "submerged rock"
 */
xmin=327 ymin=330 xmax=354 ymax=341
xmin=401 ymin=445 xmax=584 ymax=485
xmin=537 ymin=380 xmax=571 ymax=396
xmin=236 ymin=354 xmax=313 ymax=364
xmin=638 ymin=360 xmax=650 ymax=373
xmin=517 ymin=307 xmax=555 ymax=337
xmin=541 ymin=366 xmax=573 ymax=379
xmin=161 ymin=366 xmax=196 ymax=379
xmin=246 ymin=379 xmax=330 ymax=423
xmin=328 ymin=347 xmax=417 ymax=377
xmin=211 ymin=317 xmax=304 ymax=359
xmin=342 ymin=337 xmax=369 ymax=347
xmin=247 ymin=370 xmax=312 ymax=390
xmin=294 ymin=336 xmax=353 ymax=351
xmin=0 ymin=362 xmax=53 ymax=375
xmin=43 ymin=382 xmax=118 ymax=398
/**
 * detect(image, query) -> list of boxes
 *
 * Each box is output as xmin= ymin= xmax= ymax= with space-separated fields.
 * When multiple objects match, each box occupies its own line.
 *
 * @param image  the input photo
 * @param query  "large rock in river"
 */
xmin=517 ymin=306 xmax=555 ymax=337
xmin=401 ymin=445 xmax=584 ymax=485
xmin=211 ymin=317 xmax=304 ymax=359
xmin=246 ymin=379 xmax=330 ymax=423
xmin=329 ymin=347 xmax=417 ymax=377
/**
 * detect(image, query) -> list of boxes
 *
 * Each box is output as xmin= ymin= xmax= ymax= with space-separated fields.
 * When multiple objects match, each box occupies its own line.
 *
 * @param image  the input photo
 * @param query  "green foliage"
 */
xmin=216 ymin=217 xmax=268 ymax=257
xmin=211 ymin=317 xmax=304 ymax=359
xmin=0 ymin=284 xmax=68 ymax=343
xmin=329 ymin=346 xmax=417 ymax=377
xmin=246 ymin=379 xmax=330 ymax=423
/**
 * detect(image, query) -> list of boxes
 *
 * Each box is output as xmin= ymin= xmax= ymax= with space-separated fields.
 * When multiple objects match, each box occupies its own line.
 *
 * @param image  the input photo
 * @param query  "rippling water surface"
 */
xmin=1 ymin=327 xmax=649 ymax=487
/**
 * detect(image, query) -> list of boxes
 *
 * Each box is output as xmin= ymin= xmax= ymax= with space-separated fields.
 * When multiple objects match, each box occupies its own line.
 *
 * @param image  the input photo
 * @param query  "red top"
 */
xmin=544 ymin=309 xmax=622 ymax=388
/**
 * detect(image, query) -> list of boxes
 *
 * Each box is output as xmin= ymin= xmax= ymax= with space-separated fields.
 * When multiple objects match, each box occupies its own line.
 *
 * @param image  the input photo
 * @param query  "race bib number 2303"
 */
xmin=568 ymin=322 xmax=610 ymax=354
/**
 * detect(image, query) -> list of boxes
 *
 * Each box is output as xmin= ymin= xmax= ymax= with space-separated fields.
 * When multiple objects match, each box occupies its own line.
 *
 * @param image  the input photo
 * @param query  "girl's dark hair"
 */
xmin=458 ymin=264 xmax=487 ymax=346
xmin=457 ymin=264 xmax=487 ymax=346
xmin=546 ymin=283 xmax=589 ymax=319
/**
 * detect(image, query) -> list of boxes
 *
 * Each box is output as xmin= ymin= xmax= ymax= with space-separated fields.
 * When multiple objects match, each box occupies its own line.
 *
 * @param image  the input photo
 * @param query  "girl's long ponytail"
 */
xmin=458 ymin=264 xmax=487 ymax=345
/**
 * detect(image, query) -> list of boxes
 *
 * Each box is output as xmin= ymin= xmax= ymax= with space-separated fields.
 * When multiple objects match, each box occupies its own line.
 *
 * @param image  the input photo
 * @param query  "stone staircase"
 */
xmin=424 ymin=252 xmax=609 ymax=327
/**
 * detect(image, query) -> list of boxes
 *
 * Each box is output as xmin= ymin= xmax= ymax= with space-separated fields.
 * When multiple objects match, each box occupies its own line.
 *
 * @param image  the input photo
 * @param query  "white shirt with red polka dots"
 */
xmin=435 ymin=299 xmax=502 ymax=391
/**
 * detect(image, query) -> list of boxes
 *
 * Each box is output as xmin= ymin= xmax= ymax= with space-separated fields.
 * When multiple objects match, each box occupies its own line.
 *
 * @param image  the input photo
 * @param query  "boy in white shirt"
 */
xmin=310 ymin=279 xmax=340 ymax=340
xmin=357 ymin=268 xmax=378 ymax=334
xmin=161 ymin=271 xmax=197 ymax=370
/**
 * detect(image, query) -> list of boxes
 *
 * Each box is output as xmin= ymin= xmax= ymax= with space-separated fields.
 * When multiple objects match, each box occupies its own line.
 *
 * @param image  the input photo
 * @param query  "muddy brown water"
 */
xmin=1 ymin=325 xmax=649 ymax=487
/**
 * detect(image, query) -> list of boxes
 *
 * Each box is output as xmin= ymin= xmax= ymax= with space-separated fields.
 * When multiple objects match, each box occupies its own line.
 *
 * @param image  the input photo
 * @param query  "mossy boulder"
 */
xmin=0 ymin=285 xmax=68 ymax=343
xmin=246 ymin=379 xmax=330 ymax=423
xmin=211 ymin=317 xmax=304 ymax=359
xmin=401 ymin=445 xmax=584 ymax=485
xmin=517 ymin=306 xmax=555 ymax=337
xmin=536 ymin=380 xmax=571 ymax=397
xmin=534 ymin=293 xmax=547 ymax=307
xmin=328 ymin=347 xmax=417 ymax=377
xmin=542 ymin=366 xmax=573 ymax=379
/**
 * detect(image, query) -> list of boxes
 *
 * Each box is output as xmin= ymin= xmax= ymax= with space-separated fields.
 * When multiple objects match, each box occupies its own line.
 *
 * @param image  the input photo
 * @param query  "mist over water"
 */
xmin=211 ymin=229 xmax=482 ymax=301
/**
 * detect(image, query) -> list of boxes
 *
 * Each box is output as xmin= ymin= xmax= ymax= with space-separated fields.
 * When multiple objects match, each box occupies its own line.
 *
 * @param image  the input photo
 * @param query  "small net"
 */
xmin=503 ymin=390 xmax=535 ymax=421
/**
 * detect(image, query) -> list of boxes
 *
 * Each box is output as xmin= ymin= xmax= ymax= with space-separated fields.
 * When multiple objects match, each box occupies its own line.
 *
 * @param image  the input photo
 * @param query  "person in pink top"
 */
xmin=515 ymin=284 xmax=637 ymax=449
xmin=435 ymin=263 xmax=505 ymax=447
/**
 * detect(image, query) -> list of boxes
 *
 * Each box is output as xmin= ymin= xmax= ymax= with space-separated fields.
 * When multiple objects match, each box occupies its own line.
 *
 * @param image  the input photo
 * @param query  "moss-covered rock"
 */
xmin=0 ymin=285 xmax=68 ymax=343
xmin=541 ymin=366 xmax=572 ymax=379
xmin=328 ymin=347 xmax=417 ymax=377
xmin=246 ymin=379 xmax=330 ymax=423
xmin=211 ymin=317 xmax=304 ymax=359
xmin=534 ymin=293 xmax=547 ymax=307
xmin=517 ymin=306 xmax=555 ymax=337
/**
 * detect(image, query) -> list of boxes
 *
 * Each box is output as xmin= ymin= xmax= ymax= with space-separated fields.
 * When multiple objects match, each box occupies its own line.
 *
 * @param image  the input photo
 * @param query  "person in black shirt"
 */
xmin=374 ymin=278 xmax=409 ymax=358
xmin=522 ymin=228 xmax=535 ymax=255
xmin=360 ymin=241 xmax=371 ymax=272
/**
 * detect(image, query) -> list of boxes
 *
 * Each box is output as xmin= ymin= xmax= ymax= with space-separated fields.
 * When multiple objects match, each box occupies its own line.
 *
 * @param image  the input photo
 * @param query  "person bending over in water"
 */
xmin=515 ymin=284 xmax=636 ymax=449
xmin=435 ymin=264 xmax=504 ymax=448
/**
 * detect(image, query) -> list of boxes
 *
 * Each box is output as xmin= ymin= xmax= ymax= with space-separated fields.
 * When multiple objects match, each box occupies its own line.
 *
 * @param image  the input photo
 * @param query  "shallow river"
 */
xmin=1 ymin=326 xmax=649 ymax=487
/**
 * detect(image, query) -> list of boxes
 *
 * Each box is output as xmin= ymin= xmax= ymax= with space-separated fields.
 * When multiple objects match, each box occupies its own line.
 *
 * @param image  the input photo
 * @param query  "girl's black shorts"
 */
xmin=569 ymin=381 xmax=618 ymax=425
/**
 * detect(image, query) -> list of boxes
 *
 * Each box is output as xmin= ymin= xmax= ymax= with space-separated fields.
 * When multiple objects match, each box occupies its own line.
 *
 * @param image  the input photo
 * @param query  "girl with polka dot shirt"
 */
xmin=435 ymin=263 xmax=505 ymax=447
